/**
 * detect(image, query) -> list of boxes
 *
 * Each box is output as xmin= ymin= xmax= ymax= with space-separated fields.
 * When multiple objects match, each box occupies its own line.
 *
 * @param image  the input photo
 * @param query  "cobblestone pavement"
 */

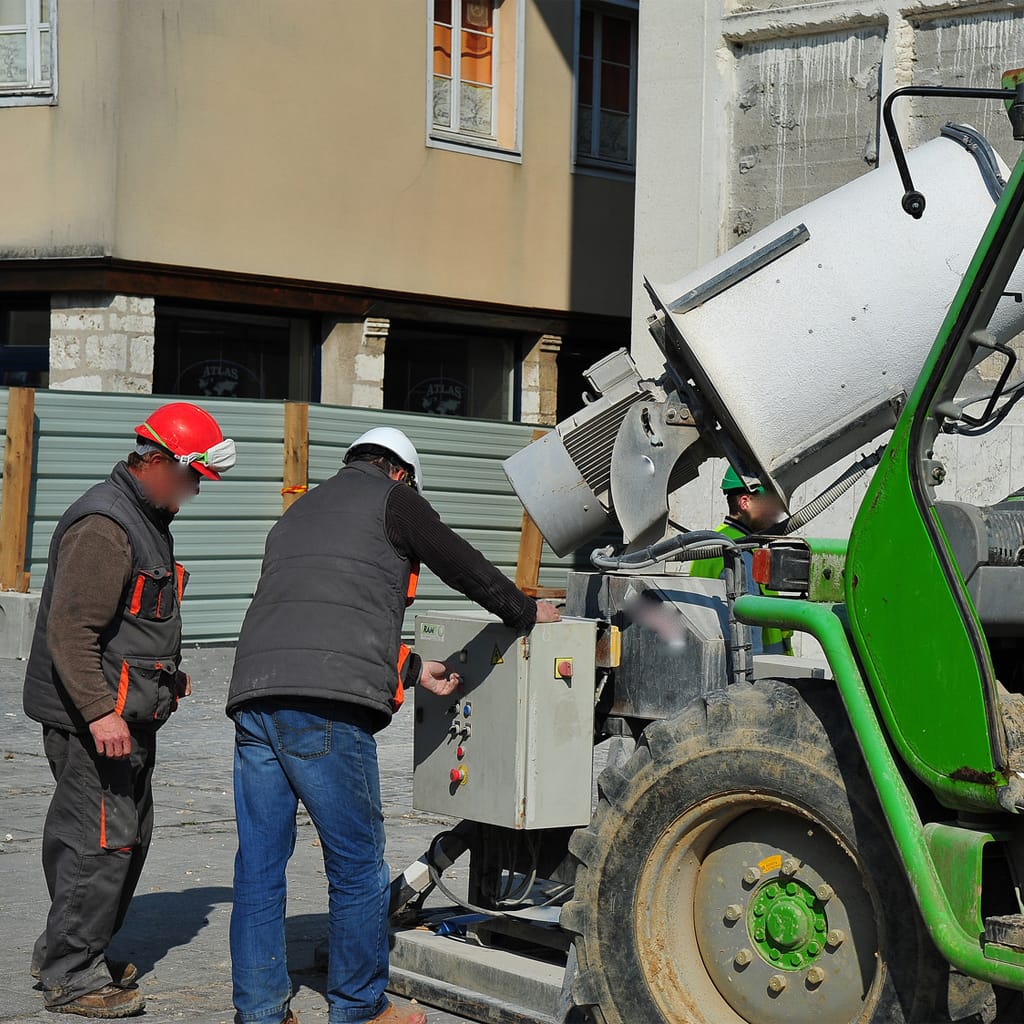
xmin=1 ymin=647 xmax=481 ymax=1024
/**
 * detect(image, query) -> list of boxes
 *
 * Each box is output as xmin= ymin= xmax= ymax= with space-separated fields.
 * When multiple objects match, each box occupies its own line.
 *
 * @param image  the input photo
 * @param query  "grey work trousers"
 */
xmin=31 ymin=725 xmax=156 ymax=1006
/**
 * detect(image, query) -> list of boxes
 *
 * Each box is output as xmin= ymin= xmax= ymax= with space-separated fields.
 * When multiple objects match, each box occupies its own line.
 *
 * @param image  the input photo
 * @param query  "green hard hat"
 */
xmin=722 ymin=465 xmax=765 ymax=494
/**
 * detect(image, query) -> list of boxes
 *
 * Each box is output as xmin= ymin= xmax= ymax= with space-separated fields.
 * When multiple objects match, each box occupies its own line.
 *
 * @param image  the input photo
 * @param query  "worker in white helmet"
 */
xmin=226 ymin=426 xmax=559 ymax=1024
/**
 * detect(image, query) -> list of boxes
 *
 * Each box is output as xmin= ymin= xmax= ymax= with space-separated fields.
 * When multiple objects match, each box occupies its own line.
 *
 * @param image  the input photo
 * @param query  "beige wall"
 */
xmin=1 ymin=0 xmax=120 ymax=258
xmin=3 ymin=0 xmax=633 ymax=318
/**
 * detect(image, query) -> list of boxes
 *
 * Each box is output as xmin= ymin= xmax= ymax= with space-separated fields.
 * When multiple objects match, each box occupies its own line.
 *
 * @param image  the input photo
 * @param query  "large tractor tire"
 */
xmin=560 ymin=679 xmax=947 ymax=1024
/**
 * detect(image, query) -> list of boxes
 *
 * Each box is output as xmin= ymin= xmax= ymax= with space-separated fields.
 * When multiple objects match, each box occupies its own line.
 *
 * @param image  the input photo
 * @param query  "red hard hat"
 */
xmin=134 ymin=403 xmax=234 ymax=481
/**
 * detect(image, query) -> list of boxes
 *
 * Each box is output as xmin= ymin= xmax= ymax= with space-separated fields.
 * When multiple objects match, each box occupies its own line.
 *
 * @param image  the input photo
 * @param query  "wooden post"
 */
xmin=282 ymin=402 xmax=309 ymax=513
xmin=0 ymin=387 xmax=35 ymax=593
xmin=514 ymin=429 xmax=566 ymax=600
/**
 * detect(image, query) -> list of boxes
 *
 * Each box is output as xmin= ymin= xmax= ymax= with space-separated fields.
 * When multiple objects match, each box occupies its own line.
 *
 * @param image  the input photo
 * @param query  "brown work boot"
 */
xmin=46 ymin=984 xmax=144 ymax=1018
xmin=33 ymin=959 xmax=138 ymax=989
xmin=367 ymin=1003 xmax=427 ymax=1024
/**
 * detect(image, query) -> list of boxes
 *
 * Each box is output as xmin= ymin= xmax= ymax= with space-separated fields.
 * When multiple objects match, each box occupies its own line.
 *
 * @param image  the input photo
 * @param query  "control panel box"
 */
xmin=412 ymin=611 xmax=597 ymax=830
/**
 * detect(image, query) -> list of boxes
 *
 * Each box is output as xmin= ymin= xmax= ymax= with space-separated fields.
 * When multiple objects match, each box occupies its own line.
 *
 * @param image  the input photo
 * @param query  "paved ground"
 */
xmin=1 ymin=648 xmax=480 ymax=1024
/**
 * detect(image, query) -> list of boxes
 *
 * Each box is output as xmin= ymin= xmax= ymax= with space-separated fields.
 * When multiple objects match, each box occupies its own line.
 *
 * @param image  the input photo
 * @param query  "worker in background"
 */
xmin=690 ymin=465 xmax=793 ymax=655
xmin=226 ymin=426 xmax=560 ymax=1024
xmin=23 ymin=403 xmax=236 ymax=1019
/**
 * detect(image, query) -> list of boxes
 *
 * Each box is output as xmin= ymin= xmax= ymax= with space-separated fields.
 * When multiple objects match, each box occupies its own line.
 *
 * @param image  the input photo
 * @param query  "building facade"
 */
xmin=0 ymin=0 xmax=637 ymax=425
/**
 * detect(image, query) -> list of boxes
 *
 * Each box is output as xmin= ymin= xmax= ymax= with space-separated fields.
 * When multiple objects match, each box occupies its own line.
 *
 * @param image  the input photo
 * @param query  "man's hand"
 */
xmin=175 ymin=671 xmax=192 ymax=698
xmin=535 ymin=601 xmax=561 ymax=623
xmin=419 ymin=660 xmax=461 ymax=697
xmin=89 ymin=712 xmax=132 ymax=759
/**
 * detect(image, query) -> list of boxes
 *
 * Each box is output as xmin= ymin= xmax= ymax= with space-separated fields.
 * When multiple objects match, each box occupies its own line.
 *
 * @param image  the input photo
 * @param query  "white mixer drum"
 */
xmin=646 ymin=125 xmax=1024 ymax=501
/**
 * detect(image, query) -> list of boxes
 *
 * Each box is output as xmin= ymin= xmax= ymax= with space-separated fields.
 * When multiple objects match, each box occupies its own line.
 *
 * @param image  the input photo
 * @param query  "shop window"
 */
xmin=0 ymin=304 xmax=49 ymax=387
xmin=153 ymin=308 xmax=311 ymax=401
xmin=384 ymin=325 xmax=514 ymax=420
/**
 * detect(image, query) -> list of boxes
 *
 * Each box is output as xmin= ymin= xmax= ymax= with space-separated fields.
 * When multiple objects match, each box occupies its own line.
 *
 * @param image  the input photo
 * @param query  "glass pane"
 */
xmin=39 ymin=27 xmax=49 ymax=80
xmin=433 ymin=23 xmax=451 ymax=76
xmin=602 ymin=15 xmax=632 ymax=66
xmin=600 ymin=61 xmax=630 ymax=113
xmin=432 ymin=75 xmax=451 ymax=128
xmin=40 ymin=0 xmax=48 ymax=23
xmin=433 ymin=0 xmax=451 ymax=24
xmin=598 ymin=109 xmax=630 ymax=162
xmin=0 ymin=0 xmax=25 ymax=26
xmin=0 ymin=32 xmax=27 ymax=84
xmin=576 ymin=104 xmax=593 ymax=156
xmin=579 ymin=9 xmax=594 ymax=59
xmin=460 ymin=29 xmax=492 ymax=85
xmin=578 ymin=55 xmax=593 ymax=105
xmin=459 ymin=80 xmax=492 ymax=135
xmin=462 ymin=0 xmax=493 ymax=33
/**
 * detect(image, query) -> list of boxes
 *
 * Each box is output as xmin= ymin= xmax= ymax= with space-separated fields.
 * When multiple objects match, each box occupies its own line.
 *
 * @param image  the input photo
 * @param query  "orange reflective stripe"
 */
xmin=406 ymin=561 xmax=420 ymax=608
xmin=114 ymin=660 xmax=130 ymax=716
xmin=393 ymin=643 xmax=411 ymax=711
xmin=100 ymin=798 xmax=106 ymax=848
xmin=175 ymin=563 xmax=186 ymax=601
xmin=128 ymin=575 xmax=145 ymax=616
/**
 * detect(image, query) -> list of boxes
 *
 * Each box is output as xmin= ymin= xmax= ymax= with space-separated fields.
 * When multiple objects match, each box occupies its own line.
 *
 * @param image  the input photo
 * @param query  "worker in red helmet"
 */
xmin=22 ymin=402 xmax=236 ymax=1019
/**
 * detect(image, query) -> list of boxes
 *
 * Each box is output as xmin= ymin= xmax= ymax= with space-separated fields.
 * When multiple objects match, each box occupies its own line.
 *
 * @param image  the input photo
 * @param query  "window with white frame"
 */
xmin=429 ymin=0 xmax=521 ymax=155
xmin=0 ymin=0 xmax=55 ymax=101
xmin=576 ymin=3 xmax=637 ymax=171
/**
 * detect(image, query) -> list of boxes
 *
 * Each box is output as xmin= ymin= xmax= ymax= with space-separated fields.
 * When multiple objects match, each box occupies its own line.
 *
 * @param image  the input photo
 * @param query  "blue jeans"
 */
xmin=230 ymin=700 xmax=390 ymax=1024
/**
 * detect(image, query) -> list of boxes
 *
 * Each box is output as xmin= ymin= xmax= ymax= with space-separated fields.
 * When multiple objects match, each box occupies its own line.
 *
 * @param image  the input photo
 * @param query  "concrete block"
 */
xmin=0 ymin=591 xmax=40 ymax=660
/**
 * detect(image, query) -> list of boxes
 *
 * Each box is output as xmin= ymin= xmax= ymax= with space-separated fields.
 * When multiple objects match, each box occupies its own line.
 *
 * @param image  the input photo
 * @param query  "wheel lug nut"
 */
xmin=815 ymin=883 xmax=834 ymax=903
xmin=735 ymin=948 xmax=753 ymax=966
xmin=724 ymin=904 xmax=743 ymax=922
xmin=743 ymin=866 xmax=762 ymax=885
xmin=826 ymin=928 xmax=846 ymax=948
xmin=781 ymin=857 xmax=800 ymax=876
xmin=768 ymin=974 xmax=787 ymax=994
xmin=806 ymin=966 xmax=826 ymax=986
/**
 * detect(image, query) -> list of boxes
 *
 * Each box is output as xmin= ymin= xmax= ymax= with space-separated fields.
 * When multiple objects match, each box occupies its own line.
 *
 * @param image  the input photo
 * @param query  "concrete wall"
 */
xmin=632 ymin=0 xmax=1024 ymax=539
xmin=3 ymin=0 xmax=633 ymax=320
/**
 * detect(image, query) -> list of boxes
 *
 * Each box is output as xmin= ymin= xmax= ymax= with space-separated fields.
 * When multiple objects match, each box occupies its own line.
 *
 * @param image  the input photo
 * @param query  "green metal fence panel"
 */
xmin=6 ymin=389 xmax=573 ymax=645
xmin=24 ymin=390 xmax=285 ymax=644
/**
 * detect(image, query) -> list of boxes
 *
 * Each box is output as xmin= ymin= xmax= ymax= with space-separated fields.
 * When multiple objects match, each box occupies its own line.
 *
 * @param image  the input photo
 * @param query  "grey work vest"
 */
xmin=226 ymin=461 xmax=412 ymax=725
xmin=23 ymin=462 xmax=187 ymax=732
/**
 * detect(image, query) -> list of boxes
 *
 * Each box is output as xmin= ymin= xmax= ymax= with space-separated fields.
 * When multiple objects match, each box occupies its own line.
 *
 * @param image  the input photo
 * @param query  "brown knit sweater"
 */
xmin=47 ymin=515 xmax=132 ymax=724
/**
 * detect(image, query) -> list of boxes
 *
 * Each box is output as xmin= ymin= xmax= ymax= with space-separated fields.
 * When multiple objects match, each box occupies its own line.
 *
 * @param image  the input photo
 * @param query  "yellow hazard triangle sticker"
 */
xmin=491 ymin=644 xmax=504 ymax=665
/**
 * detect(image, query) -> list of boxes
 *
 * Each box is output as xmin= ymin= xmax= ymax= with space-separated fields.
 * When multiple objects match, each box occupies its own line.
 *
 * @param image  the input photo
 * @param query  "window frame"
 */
xmin=572 ymin=0 xmax=638 ymax=179
xmin=0 ymin=0 xmax=57 ymax=107
xmin=425 ymin=0 xmax=524 ymax=164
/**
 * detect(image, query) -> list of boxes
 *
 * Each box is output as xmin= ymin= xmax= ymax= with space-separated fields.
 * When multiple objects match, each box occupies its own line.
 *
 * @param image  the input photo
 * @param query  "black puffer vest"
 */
xmin=23 ymin=462 xmax=188 ymax=732
xmin=226 ymin=461 xmax=413 ymax=724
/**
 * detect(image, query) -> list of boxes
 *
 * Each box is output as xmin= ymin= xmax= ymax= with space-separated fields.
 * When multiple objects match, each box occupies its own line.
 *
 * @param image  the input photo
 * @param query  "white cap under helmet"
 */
xmin=344 ymin=427 xmax=424 ymax=494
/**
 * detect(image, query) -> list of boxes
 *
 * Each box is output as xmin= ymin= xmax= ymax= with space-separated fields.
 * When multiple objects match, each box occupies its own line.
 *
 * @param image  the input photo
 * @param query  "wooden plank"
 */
xmin=514 ymin=429 xmax=548 ymax=593
xmin=282 ymin=402 xmax=309 ymax=513
xmin=0 ymin=387 xmax=35 ymax=592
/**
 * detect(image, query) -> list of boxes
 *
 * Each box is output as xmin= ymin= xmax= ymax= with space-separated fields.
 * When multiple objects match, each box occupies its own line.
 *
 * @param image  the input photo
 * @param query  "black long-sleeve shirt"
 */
xmin=385 ymin=482 xmax=537 ymax=631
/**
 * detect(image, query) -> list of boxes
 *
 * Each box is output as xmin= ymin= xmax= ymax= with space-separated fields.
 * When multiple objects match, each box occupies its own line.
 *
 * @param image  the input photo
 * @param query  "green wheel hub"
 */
xmin=748 ymin=879 xmax=828 ymax=970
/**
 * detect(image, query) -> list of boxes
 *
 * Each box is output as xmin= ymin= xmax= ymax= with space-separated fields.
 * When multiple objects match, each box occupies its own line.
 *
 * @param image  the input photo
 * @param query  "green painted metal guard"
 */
xmin=840 ymin=145 xmax=1024 ymax=808
xmin=734 ymin=594 xmax=1024 ymax=987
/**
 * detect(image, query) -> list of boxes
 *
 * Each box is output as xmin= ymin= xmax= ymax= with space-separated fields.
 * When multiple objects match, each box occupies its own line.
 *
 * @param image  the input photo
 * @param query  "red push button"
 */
xmin=457 ymin=746 xmax=465 ymax=759
xmin=556 ymin=659 xmax=574 ymax=678
xmin=450 ymin=766 xmax=468 ymax=785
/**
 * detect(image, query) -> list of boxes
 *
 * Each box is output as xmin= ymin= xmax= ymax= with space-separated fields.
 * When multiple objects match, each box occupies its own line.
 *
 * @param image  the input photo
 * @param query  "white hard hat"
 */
xmin=344 ymin=427 xmax=424 ymax=493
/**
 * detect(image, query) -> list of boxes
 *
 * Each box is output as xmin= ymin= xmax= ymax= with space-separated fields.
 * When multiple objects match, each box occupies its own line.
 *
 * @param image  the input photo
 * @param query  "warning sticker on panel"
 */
xmin=491 ymin=644 xmax=504 ymax=665
xmin=758 ymin=854 xmax=783 ymax=874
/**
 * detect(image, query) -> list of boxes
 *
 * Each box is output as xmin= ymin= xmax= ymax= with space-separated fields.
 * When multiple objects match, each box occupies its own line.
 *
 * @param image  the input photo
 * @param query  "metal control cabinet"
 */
xmin=412 ymin=611 xmax=597 ymax=830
